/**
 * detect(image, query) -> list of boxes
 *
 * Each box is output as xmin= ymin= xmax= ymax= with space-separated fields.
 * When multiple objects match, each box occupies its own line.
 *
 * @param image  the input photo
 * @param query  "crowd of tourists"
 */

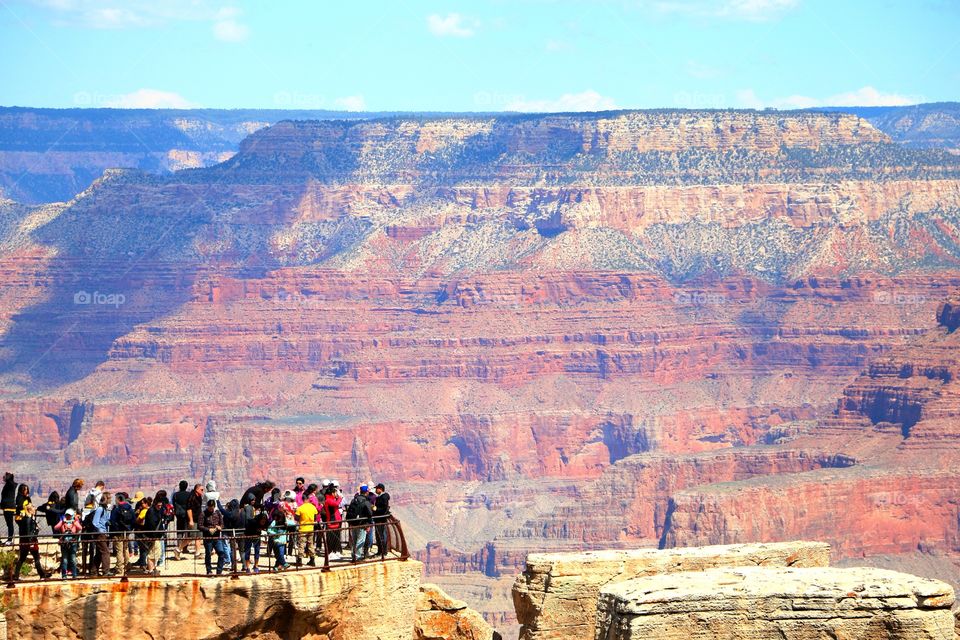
xmin=0 ymin=472 xmax=392 ymax=580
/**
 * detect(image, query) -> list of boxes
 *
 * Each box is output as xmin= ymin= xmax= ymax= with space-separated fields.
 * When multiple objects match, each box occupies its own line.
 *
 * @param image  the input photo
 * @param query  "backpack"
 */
xmin=113 ymin=504 xmax=134 ymax=532
xmin=345 ymin=495 xmax=367 ymax=521
xmin=82 ymin=509 xmax=97 ymax=531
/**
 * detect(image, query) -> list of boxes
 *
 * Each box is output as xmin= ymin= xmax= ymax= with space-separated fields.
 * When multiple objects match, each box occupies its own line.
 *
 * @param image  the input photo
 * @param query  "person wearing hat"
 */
xmin=54 ymin=507 xmax=83 ymax=578
xmin=345 ymin=485 xmax=374 ymax=562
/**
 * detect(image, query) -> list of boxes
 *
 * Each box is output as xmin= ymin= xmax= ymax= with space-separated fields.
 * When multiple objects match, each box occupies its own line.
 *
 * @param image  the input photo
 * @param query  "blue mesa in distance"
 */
xmin=0 ymin=0 xmax=957 ymax=112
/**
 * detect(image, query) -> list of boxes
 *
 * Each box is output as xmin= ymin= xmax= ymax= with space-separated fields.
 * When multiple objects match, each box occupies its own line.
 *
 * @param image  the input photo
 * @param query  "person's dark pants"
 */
xmin=326 ymin=528 xmax=341 ymax=555
xmin=203 ymin=538 xmax=227 ymax=574
xmin=95 ymin=534 xmax=111 ymax=575
xmin=375 ymin=522 xmax=389 ymax=557
xmin=15 ymin=545 xmax=44 ymax=579
xmin=174 ymin=515 xmax=188 ymax=550
xmin=242 ymin=538 xmax=260 ymax=569
xmin=272 ymin=541 xmax=287 ymax=568
xmin=82 ymin=536 xmax=98 ymax=574
xmin=3 ymin=510 xmax=13 ymax=543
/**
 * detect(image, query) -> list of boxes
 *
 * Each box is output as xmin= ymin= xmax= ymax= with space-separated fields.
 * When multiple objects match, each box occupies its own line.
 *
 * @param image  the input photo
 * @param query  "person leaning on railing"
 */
xmin=266 ymin=510 xmax=291 ymax=571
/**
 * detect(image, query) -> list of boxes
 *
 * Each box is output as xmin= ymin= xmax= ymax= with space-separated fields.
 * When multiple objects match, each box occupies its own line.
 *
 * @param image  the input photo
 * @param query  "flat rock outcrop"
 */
xmin=595 ymin=566 xmax=956 ymax=640
xmin=513 ymin=541 xmax=830 ymax=640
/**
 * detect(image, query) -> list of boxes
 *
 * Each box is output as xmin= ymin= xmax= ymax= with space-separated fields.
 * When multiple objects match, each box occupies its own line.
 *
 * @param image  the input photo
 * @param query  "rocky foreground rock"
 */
xmin=513 ymin=541 xmax=830 ymax=639
xmin=596 ymin=566 xmax=956 ymax=640
xmin=4 ymin=560 xmax=478 ymax=640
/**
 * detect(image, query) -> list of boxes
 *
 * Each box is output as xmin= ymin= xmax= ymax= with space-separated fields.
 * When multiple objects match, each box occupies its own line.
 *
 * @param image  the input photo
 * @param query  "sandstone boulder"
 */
xmin=595 ymin=566 xmax=956 ymax=640
xmin=513 ymin=541 xmax=830 ymax=640
xmin=415 ymin=583 xmax=498 ymax=640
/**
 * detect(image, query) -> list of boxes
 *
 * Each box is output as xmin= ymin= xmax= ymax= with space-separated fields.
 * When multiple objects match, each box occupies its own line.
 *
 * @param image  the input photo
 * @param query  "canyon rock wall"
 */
xmin=2 ymin=110 xmax=960 ymax=630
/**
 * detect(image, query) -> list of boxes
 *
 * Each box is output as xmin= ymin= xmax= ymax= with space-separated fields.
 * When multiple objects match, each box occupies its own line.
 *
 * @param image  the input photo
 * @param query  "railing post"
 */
xmin=392 ymin=517 xmax=409 ymax=561
xmin=229 ymin=536 xmax=238 ymax=578
xmin=321 ymin=523 xmax=330 ymax=572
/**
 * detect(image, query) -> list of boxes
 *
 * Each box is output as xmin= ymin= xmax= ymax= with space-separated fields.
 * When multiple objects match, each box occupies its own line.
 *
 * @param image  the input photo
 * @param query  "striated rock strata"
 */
xmin=595 ymin=566 xmax=956 ymax=640
xmin=5 ymin=561 xmax=423 ymax=640
xmin=3 ymin=110 xmax=960 ymax=628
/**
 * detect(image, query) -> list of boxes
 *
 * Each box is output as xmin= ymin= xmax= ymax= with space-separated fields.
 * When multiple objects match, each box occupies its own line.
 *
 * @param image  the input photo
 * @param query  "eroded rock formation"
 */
xmin=416 ymin=584 xmax=498 ymax=640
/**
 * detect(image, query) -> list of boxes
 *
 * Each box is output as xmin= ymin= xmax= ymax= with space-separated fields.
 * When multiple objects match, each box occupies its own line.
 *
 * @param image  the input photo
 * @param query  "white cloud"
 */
xmin=653 ymin=0 xmax=800 ymax=21
xmin=737 ymin=86 xmax=922 ymax=110
xmin=334 ymin=95 xmax=366 ymax=111
xmin=427 ymin=13 xmax=477 ymax=38
xmin=213 ymin=8 xmax=249 ymax=42
xmin=826 ymin=86 xmax=920 ymax=107
xmin=103 ymin=89 xmax=197 ymax=109
xmin=506 ymin=90 xmax=618 ymax=113
xmin=30 ymin=0 xmax=250 ymax=40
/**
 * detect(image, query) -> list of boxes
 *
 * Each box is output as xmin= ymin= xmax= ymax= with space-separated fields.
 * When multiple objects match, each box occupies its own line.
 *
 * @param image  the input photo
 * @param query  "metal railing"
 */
xmin=2 ymin=516 xmax=408 ymax=586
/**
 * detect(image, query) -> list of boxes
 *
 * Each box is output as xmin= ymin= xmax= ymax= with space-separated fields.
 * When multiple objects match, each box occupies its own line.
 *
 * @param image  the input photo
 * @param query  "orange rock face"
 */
xmin=1 ymin=111 xmax=960 ymax=628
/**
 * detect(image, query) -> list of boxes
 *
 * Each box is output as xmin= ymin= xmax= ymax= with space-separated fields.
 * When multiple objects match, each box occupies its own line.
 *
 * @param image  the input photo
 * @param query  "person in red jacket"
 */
xmin=322 ymin=484 xmax=342 ymax=560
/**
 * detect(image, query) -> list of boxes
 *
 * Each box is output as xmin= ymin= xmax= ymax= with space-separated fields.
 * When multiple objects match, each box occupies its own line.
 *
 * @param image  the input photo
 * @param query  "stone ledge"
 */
xmin=513 ymin=541 xmax=831 ymax=640
xmin=596 ymin=566 xmax=956 ymax=640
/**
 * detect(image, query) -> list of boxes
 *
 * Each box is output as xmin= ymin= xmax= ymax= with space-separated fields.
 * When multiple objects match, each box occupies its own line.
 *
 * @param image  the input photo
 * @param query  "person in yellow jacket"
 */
xmin=294 ymin=499 xmax=319 ymax=567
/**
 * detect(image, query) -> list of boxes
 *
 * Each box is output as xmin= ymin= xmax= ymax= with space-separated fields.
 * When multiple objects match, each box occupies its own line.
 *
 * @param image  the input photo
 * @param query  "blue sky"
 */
xmin=0 ymin=0 xmax=957 ymax=111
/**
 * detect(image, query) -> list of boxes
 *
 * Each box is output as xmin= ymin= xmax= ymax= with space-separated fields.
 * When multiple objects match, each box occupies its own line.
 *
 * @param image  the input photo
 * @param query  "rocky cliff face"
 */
xmin=2 ymin=110 xmax=960 ymax=629
xmin=5 ymin=561 xmax=425 ymax=640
